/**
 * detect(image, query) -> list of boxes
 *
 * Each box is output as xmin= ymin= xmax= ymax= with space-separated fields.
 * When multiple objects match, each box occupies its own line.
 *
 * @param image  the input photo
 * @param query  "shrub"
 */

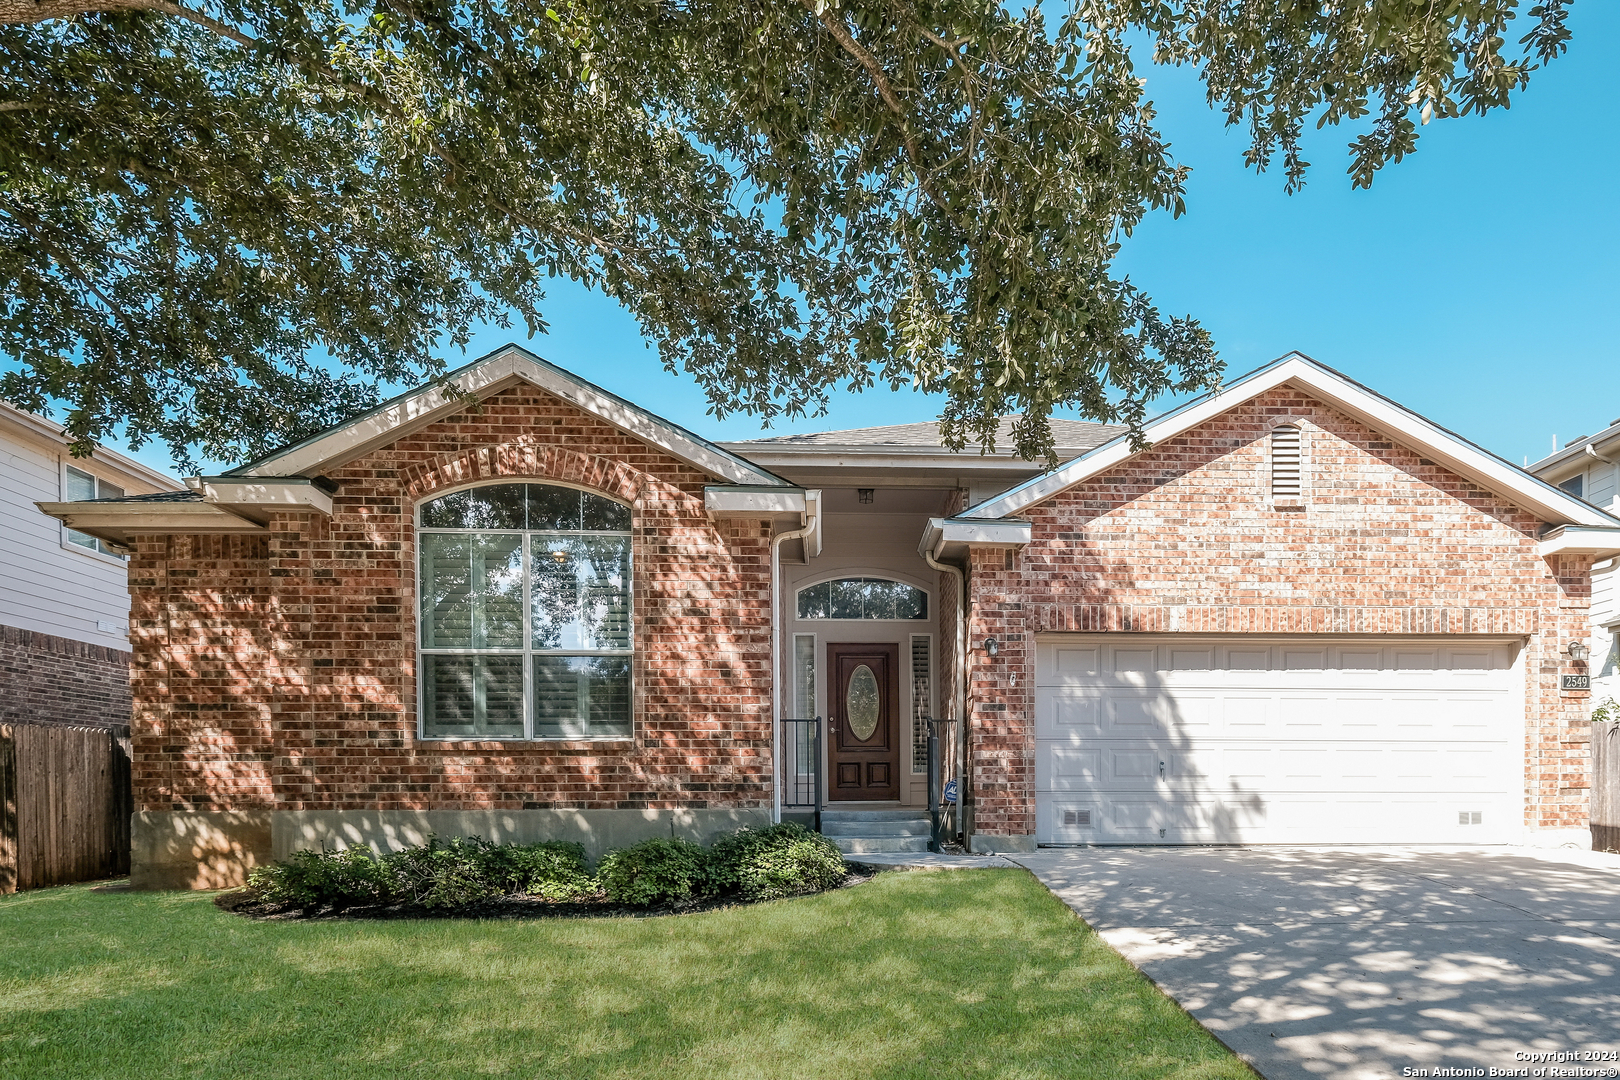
xmin=385 ymin=836 xmax=509 ymax=909
xmin=481 ymin=841 xmax=599 ymax=901
xmin=709 ymin=823 xmax=848 ymax=901
xmin=246 ymin=846 xmax=397 ymax=910
xmin=597 ymin=837 xmax=712 ymax=906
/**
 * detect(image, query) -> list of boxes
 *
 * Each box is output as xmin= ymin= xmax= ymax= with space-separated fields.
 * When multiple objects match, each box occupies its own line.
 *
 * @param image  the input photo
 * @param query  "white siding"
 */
xmin=0 ymin=432 xmax=137 ymax=646
xmin=1591 ymin=559 xmax=1620 ymax=703
xmin=1589 ymin=462 xmax=1619 ymax=510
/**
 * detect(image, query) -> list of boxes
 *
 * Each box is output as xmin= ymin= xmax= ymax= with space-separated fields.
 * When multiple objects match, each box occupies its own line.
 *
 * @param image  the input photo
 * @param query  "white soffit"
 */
xmin=962 ymin=354 xmax=1620 ymax=529
xmin=35 ymin=499 xmax=265 ymax=541
xmin=228 ymin=347 xmax=787 ymax=488
xmin=918 ymin=516 xmax=1033 ymax=560
xmin=187 ymin=477 xmax=335 ymax=523
xmin=1537 ymin=526 xmax=1620 ymax=560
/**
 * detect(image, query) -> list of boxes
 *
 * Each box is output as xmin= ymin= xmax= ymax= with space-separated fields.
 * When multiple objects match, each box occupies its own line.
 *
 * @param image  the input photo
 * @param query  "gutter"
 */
xmin=769 ymin=489 xmax=821 ymax=823
xmin=921 ymin=539 xmax=967 ymax=844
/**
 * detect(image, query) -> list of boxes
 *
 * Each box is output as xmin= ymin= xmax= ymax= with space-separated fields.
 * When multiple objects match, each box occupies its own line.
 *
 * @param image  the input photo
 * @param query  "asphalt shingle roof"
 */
xmin=724 ymin=415 xmax=1123 ymax=453
xmin=76 ymin=490 xmax=202 ymax=504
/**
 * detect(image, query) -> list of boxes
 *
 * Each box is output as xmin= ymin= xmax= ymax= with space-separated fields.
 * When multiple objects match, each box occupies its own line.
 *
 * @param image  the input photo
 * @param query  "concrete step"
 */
xmin=831 ymin=835 xmax=932 ymax=854
xmin=820 ymin=809 xmax=929 ymax=822
xmin=820 ymin=819 xmax=931 ymax=838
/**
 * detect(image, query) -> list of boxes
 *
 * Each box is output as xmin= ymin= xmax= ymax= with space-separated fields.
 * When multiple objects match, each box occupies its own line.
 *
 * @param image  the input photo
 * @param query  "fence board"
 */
xmin=1596 ymin=720 xmax=1620 ymax=855
xmin=0 ymin=722 xmax=132 ymax=893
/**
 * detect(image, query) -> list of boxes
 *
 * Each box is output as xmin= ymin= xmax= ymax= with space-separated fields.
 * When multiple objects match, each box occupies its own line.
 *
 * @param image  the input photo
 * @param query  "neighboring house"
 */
xmin=1530 ymin=424 xmax=1620 ymax=706
xmin=39 ymin=347 xmax=1619 ymax=888
xmin=1 ymin=401 xmax=179 ymax=730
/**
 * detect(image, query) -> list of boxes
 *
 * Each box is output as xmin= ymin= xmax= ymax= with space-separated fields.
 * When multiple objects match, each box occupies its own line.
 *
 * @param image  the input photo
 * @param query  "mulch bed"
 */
xmin=214 ymin=865 xmax=881 ymax=922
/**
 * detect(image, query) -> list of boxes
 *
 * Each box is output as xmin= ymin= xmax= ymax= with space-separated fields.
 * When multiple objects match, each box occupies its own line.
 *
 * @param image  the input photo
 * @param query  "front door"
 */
xmin=828 ymin=643 xmax=899 ymax=801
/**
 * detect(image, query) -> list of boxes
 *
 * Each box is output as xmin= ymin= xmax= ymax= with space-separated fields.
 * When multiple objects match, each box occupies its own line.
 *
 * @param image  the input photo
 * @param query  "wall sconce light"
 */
xmin=857 ymin=488 xmax=874 ymax=504
xmin=1568 ymin=639 xmax=1590 ymax=663
xmin=983 ymin=636 xmax=999 ymax=658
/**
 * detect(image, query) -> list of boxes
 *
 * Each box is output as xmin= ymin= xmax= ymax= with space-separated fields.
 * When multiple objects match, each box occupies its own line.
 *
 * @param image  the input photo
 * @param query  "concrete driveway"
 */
xmin=1013 ymin=846 xmax=1620 ymax=1080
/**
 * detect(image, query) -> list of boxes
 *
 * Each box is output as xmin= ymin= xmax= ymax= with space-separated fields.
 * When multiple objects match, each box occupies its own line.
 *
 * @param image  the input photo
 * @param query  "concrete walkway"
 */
xmin=1013 ymin=846 xmax=1620 ymax=1080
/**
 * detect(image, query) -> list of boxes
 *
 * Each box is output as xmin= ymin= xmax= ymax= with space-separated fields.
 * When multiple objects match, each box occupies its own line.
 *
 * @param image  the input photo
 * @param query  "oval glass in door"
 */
xmin=846 ymin=664 xmax=879 ymax=740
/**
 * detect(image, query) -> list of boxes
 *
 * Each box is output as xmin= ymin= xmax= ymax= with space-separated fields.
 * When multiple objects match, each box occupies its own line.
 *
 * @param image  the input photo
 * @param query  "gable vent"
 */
xmin=1061 ymin=809 xmax=1092 ymax=827
xmin=1271 ymin=424 xmax=1302 ymax=497
xmin=1458 ymin=810 xmax=1482 ymax=826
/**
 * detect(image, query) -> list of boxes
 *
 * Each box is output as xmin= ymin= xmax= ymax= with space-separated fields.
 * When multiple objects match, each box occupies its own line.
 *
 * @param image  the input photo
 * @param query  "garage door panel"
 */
xmin=1035 ymin=634 xmax=1519 ymax=845
xmin=1037 ymin=746 xmax=1102 ymax=790
xmin=1037 ymin=692 xmax=1102 ymax=740
xmin=1107 ymin=695 xmax=1165 ymax=733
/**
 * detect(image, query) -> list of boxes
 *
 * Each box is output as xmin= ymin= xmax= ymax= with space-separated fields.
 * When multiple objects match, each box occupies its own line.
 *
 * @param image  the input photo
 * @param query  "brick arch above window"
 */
xmin=400 ymin=438 xmax=652 ymax=508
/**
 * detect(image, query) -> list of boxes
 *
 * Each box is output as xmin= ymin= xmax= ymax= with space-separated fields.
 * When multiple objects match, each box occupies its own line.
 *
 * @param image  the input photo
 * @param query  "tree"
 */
xmin=0 ymin=0 xmax=1573 ymax=469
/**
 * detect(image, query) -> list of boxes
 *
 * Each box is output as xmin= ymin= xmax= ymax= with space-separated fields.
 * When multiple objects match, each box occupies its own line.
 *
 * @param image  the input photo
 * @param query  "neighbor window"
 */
xmin=417 ymin=482 xmax=632 ymax=740
xmin=62 ymin=464 xmax=125 ymax=559
xmin=796 ymin=578 xmax=927 ymax=620
xmin=1560 ymin=473 xmax=1585 ymax=497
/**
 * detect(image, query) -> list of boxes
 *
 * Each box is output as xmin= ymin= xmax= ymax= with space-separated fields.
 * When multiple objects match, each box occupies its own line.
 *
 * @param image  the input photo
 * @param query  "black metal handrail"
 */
xmin=779 ymin=716 xmax=822 ymax=833
xmin=924 ymin=716 xmax=957 ymax=853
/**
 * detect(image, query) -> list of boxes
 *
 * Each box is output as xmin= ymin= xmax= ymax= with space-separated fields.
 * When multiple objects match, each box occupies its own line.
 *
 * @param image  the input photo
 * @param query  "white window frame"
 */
xmin=793 ymin=573 xmax=933 ymax=622
xmin=59 ymin=461 xmax=128 ymax=563
xmin=414 ymin=480 xmax=635 ymax=743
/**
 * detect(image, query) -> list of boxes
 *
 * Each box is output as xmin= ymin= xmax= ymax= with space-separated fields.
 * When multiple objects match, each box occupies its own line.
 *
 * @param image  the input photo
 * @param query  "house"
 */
xmin=1529 ymin=426 xmax=1620 ymax=707
xmin=2 ymin=400 xmax=179 ymax=730
xmin=39 ymin=347 xmax=1617 ymax=888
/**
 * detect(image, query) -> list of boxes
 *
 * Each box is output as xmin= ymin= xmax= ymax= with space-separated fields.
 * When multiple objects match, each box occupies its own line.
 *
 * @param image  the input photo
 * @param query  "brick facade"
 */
xmin=964 ymin=388 xmax=1593 ymax=841
xmin=0 ymin=624 xmax=132 ymax=731
xmin=128 ymin=384 xmax=774 ymax=818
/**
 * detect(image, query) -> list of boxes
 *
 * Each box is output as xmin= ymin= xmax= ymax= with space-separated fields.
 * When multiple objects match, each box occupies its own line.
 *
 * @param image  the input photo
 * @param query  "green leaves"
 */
xmin=0 ymin=1 xmax=1568 ymax=467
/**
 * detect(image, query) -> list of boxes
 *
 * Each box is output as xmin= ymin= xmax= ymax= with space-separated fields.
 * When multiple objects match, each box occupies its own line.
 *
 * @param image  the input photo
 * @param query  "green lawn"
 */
xmin=1 ymin=869 xmax=1249 ymax=1080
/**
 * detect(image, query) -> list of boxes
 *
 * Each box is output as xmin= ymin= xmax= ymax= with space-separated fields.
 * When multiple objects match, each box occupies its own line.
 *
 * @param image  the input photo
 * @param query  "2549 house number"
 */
xmin=1561 ymin=674 xmax=1591 ymax=691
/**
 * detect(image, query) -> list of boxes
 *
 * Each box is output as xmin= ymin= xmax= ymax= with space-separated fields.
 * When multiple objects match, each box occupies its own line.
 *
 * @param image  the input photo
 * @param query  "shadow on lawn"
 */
xmin=0 ymin=870 xmax=1253 ymax=1080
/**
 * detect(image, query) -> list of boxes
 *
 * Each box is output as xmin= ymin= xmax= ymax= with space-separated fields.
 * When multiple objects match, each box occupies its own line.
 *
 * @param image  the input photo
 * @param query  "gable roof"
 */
xmin=222 ymin=344 xmax=790 ymax=487
xmin=723 ymin=415 xmax=1122 ymax=455
xmin=960 ymin=352 xmax=1620 ymax=529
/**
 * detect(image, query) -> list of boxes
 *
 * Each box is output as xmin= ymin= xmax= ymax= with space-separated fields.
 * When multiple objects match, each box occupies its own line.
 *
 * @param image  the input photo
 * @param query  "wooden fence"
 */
xmin=1596 ymin=720 xmax=1620 ymax=855
xmin=0 ymin=721 xmax=132 ymax=893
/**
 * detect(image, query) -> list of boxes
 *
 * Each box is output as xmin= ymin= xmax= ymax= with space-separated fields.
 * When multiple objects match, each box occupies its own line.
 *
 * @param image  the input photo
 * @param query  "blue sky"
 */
xmin=116 ymin=4 xmax=1619 ymax=479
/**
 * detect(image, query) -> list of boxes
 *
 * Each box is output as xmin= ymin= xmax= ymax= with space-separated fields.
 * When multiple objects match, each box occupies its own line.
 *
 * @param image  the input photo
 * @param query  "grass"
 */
xmin=0 ymin=869 xmax=1250 ymax=1080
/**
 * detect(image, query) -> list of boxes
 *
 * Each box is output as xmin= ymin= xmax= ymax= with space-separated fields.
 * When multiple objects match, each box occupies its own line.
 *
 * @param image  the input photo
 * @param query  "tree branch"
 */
xmin=800 ymin=1 xmax=953 ymax=217
xmin=0 ymin=0 xmax=255 ymax=48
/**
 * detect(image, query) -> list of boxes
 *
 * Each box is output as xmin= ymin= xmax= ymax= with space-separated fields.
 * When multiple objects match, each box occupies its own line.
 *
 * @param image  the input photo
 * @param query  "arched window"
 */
xmin=796 ymin=577 xmax=928 ymax=620
xmin=417 ymin=482 xmax=632 ymax=740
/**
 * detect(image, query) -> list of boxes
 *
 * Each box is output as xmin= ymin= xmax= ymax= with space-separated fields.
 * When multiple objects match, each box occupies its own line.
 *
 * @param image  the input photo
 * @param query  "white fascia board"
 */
xmin=704 ymin=486 xmax=806 ymax=519
xmin=963 ymin=354 xmax=1620 ymax=529
xmin=1537 ymin=526 xmax=1620 ymax=560
xmin=1530 ymin=424 xmax=1620 ymax=479
xmin=189 ymin=477 xmax=334 ymax=518
xmin=802 ymin=489 xmax=823 ymax=559
xmin=918 ymin=516 xmax=1032 ymax=560
xmin=235 ymin=347 xmax=786 ymax=487
xmin=36 ymin=500 xmax=266 ymax=539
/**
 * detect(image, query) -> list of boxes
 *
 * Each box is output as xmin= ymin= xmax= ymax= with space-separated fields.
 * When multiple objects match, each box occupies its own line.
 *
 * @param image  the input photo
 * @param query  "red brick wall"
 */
xmin=0 ymin=624 xmax=132 ymax=730
xmin=966 ymin=388 xmax=1592 ymax=839
xmin=129 ymin=384 xmax=774 ymax=813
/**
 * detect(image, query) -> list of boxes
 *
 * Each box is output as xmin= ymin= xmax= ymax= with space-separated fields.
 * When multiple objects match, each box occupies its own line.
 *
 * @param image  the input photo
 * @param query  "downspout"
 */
xmin=771 ymin=490 xmax=820 ymax=823
xmin=922 ymin=541 xmax=967 ymax=842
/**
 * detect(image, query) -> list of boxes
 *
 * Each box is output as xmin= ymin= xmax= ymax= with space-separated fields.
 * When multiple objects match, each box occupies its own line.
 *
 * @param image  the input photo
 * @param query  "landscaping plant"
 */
xmin=708 ymin=823 xmax=848 ymax=901
xmin=596 ymin=837 xmax=713 ymax=907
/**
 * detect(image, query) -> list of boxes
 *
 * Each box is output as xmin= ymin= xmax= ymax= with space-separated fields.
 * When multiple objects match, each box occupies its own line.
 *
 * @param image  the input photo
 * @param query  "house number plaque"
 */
xmin=1561 ymin=674 xmax=1591 ymax=691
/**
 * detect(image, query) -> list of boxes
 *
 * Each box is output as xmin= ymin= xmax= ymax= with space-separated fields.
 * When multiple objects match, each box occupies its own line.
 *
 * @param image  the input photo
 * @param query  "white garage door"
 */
xmin=1035 ymin=635 xmax=1521 ymax=846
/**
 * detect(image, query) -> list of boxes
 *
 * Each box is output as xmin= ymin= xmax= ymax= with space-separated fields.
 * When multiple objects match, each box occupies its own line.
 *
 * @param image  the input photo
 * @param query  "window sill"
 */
xmin=416 ymin=737 xmax=636 ymax=750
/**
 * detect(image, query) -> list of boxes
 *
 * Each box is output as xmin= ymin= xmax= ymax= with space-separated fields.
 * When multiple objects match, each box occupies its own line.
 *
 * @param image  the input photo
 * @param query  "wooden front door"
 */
xmin=828 ymin=643 xmax=900 ymax=801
